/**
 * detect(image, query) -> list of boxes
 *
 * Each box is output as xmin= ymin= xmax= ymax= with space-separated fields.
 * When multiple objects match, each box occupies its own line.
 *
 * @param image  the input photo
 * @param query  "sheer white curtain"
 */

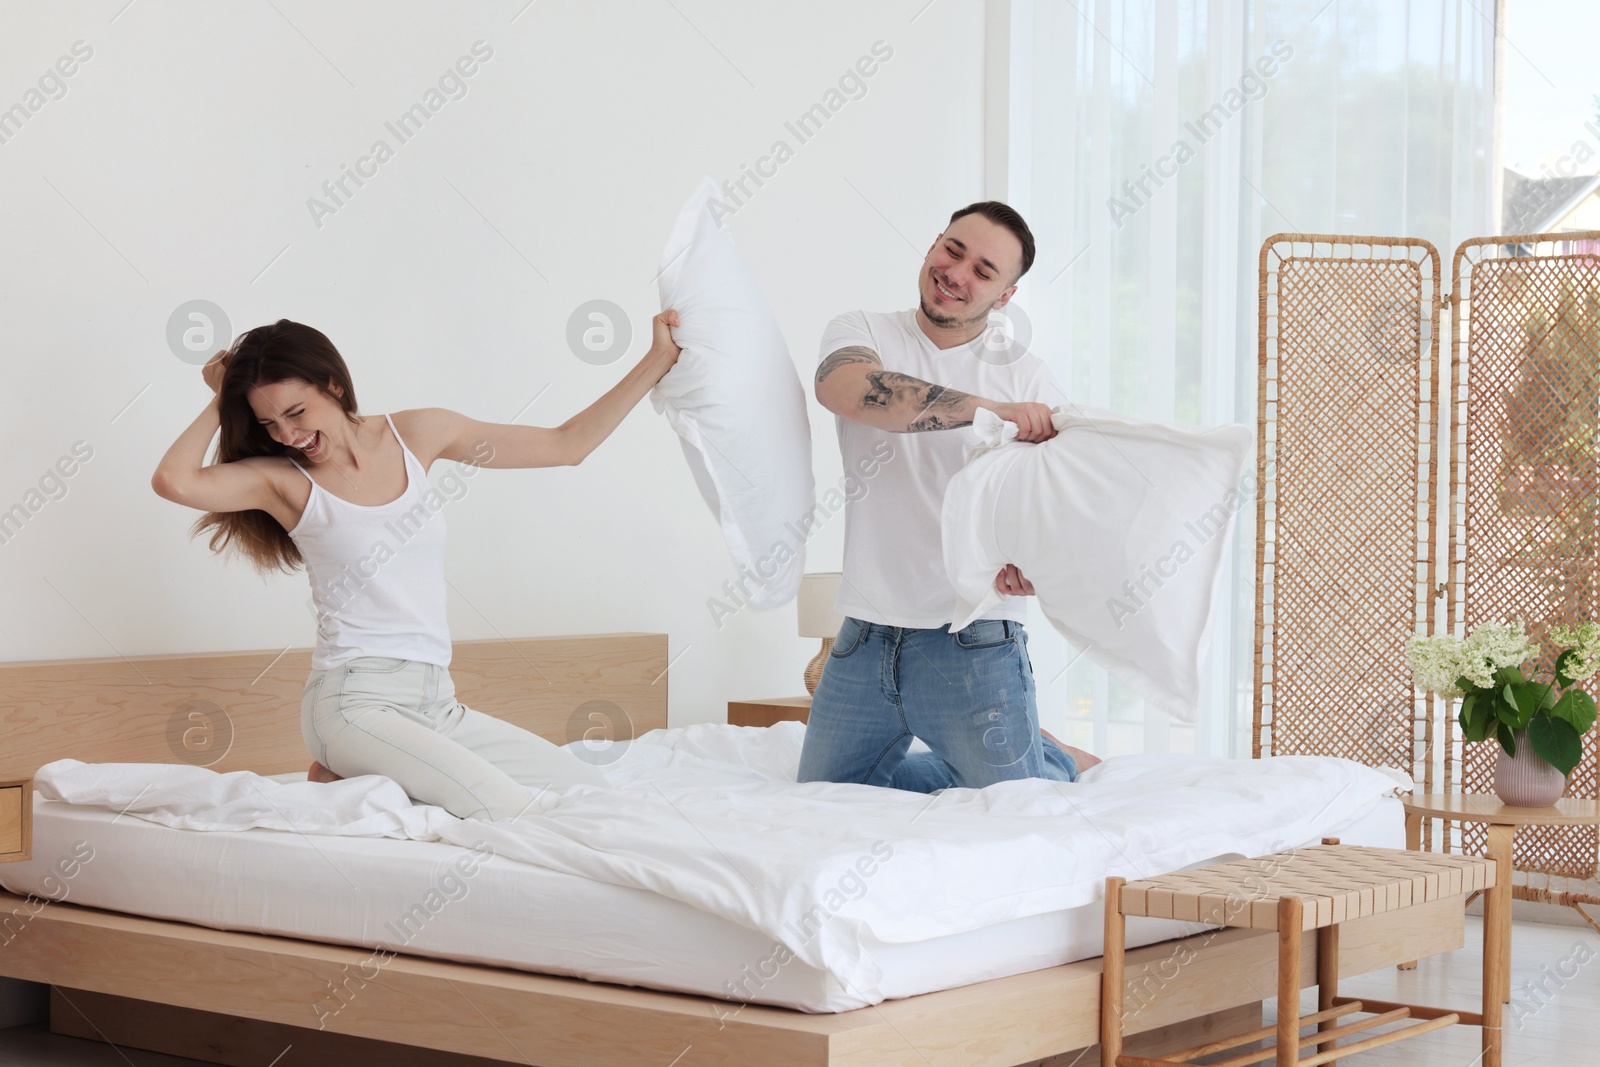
xmin=1002 ymin=0 xmax=1496 ymax=758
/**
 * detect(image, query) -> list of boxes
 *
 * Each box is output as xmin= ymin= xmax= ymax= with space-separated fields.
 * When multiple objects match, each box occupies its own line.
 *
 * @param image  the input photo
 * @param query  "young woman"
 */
xmin=152 ymin=311 xmax=681 ymax=820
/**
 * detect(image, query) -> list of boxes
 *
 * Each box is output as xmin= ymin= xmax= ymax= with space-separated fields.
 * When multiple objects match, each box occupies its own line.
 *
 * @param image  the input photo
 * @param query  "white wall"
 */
xmin=0 ymin=0 xmax=990 ymax=733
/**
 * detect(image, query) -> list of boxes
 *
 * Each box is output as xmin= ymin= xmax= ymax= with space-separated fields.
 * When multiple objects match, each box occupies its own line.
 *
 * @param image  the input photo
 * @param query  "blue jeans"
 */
xmin=797 ymin=617 xmax=1078 ymax=792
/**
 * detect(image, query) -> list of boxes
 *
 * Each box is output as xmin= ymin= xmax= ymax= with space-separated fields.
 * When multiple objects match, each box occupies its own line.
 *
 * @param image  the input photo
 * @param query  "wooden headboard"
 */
xmin=0 ymin=634 xmax=668 ymax=779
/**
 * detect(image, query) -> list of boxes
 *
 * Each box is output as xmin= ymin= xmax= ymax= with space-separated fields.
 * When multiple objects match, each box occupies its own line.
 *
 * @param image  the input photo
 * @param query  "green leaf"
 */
xmin=1458 ymin=694 xmax=1494 ymax=742
xmin=1495 ymin=666 xmax=1528 ymax=686
xmin=1556 ymin=649 xmax=1584 ymax=685
xmin=1551 ymin=690 xmax=1598 ymax=735
xmin=1506 ymin=683 xmax=1553 ymax=728
xmin=1529 ymin=716 xmax=1583 ymax=777
xmin=1455 ymin=675 xmax=1479 ymax=695
xmin=1497 ymin=721 xmax=1517 ymax=758
xmin=1502 ymin=684 xmax=1520 ymax=715
xmin=1475 ymin=699 xmax=1497 ymax=741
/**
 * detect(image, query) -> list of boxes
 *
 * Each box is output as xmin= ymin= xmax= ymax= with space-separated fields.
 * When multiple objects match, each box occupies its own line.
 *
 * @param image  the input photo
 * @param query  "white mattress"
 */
xmin=0 ymin=727 xmax=1408 ymax=1013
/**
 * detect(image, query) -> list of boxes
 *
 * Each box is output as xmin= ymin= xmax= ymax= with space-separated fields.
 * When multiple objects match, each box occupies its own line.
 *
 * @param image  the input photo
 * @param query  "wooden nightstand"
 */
xmin=1 ymin=777 xmax=32 ymax=864
xmin=727 ymin=696 xmax=811 ymax=728
xmin=1402 ymin=792 xmax=1600 ymax=1004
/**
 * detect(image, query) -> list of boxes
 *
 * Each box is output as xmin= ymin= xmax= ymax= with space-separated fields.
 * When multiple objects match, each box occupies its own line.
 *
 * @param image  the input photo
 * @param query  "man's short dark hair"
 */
xmin=948 ymin=201 xmax=1035 ymax=279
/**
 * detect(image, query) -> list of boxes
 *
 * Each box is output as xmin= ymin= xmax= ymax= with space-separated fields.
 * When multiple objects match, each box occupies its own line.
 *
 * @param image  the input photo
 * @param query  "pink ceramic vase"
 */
xmin=1493 ymin=730 xmax=1568 ymax=808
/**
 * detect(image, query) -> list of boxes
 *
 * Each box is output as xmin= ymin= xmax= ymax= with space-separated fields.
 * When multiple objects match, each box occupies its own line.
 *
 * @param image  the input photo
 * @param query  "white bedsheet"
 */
xmin=8 ymin=724 xmax=1411 ymax=1010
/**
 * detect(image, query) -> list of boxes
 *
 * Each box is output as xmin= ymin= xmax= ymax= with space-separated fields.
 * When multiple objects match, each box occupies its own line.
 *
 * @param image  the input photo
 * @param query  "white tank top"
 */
xmin=287 ymin=414 xmax=451 ymax=670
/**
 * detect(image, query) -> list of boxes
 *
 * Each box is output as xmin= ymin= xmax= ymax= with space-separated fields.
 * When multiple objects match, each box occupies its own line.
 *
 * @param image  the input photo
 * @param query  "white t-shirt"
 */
xmin=820 ymin=308 xmax=1063 ymax=628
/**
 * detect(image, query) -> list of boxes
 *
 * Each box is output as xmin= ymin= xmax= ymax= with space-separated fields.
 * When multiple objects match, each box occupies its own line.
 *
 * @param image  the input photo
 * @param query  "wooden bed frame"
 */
xmin=0 ymin=636 xmax=1468 ymax=1067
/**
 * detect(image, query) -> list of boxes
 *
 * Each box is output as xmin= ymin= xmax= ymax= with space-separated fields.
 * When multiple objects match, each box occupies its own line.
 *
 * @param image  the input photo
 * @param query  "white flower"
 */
xmin=1405 ymin=634 xmax=1469 ymax=697
xmin=1551 ymin=622 xmax=1600 ymax=682
xmin=1464 ymin=620 xmax=1534 ymax=668
xmin=1406 ymin=622 xmax=1535 ymax=696
xmin=1460 ymin=621 xmax=1534 ymax=687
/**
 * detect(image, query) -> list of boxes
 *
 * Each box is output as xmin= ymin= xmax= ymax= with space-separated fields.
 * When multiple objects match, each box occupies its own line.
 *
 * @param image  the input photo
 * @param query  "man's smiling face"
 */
xmin=917 ymin=212 xmax=1025 ymax=331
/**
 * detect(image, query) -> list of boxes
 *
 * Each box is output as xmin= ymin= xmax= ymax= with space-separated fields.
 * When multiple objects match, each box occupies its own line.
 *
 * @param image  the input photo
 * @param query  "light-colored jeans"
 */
xmin=797 ymin=617 xmax=1078 ymax=792
xmin=301 ymin=656 xmax=607 ymax=821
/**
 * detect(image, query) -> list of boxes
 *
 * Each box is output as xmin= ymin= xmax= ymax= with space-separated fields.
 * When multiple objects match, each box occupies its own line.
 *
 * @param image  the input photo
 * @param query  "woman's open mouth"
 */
xmin=294 ymin=431 xmax=323 ymax=458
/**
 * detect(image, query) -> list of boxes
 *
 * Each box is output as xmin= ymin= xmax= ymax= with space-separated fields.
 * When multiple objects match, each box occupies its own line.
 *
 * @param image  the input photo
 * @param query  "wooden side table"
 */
xmin=727 ymin=696 xmax=811 ymax=728
xmin=1401 ymin=792 xmax=1600 ymax=1003
xmin=1103 ymin=842 xmax=1499 ymax=1067
xmin=0 ymin=778 xmax=33 ymax=864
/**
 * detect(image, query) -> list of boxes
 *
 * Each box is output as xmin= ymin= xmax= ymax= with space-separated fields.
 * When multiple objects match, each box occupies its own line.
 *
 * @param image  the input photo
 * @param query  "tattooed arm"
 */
xmin=813 ymin=345 xmax=1057 ymax=439
xmin=814 ymin=346 xmax=987 ymax=432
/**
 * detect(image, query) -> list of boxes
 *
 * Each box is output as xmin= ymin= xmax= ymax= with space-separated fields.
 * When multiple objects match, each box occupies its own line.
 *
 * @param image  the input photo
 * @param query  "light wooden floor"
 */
xmin=1270 ymin=914 xmax=1600 ymax=1067
xmin=1 ymin=915 xmax=1597 ymax=1065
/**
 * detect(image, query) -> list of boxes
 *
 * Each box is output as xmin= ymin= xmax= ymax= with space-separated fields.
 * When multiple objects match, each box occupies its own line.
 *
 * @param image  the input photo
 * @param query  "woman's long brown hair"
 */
xmin=194 ymin=319 xmax=360 ymax=572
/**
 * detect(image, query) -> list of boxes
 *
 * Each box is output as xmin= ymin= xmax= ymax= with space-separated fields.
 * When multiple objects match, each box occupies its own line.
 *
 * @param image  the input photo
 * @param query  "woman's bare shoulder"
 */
xmin=390 ymin=407 xmax=466 ymax=468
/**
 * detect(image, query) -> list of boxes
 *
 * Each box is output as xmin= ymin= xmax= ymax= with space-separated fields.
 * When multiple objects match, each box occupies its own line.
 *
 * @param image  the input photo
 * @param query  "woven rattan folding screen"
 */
xmin=1257 ymin=229 xmax=1600 ymax=914
xmin=1254 ymin=235 xmax=1441 ymax=796
xmin=1446 ymin=232 xmax=1600 ymax=909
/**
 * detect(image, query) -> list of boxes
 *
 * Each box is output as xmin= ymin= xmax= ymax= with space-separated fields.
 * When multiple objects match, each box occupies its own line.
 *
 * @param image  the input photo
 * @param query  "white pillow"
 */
xmin=654 ymin=178 xmax=814 ymax=611
xmin=942 ymin=407 xmax=1253 ymax=720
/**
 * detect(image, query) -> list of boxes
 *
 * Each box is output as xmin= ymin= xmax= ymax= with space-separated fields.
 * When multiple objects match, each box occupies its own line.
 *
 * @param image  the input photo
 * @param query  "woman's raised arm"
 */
xmin=413 ymin=309 xmax=683 ymax=470
xmin=150 ymin=351 xmax=285 ymax=519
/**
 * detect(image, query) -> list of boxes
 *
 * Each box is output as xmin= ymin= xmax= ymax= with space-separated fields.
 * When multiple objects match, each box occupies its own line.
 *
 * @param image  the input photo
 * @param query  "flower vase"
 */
xmin=1493 ymin=730 xmax=1568 ymax=807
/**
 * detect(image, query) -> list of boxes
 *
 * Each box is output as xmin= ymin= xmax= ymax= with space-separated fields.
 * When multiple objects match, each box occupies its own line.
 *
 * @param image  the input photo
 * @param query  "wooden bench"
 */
xmin=1102 ymin=840 xmax=1499 ymax=1067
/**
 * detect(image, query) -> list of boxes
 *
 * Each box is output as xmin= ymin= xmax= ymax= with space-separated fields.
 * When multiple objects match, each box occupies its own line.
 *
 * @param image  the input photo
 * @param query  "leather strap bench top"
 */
xmin=1118 ymin=843 xmax=1494 ymax=931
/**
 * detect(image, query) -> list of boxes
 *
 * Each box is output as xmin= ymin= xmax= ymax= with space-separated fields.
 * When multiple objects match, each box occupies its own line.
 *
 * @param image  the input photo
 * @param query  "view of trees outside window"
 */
xmin=1493 ymin=3 xmax=1600 ymax=664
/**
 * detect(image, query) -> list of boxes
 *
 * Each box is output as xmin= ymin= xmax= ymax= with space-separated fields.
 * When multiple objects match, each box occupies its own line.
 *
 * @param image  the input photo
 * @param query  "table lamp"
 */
xmin=797 ymin=572 xmax=844 ymax=695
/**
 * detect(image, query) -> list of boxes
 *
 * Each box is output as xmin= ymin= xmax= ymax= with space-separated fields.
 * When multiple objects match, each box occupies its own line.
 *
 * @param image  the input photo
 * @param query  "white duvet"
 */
xmin=34 ymin=724 xmax=1408 ymax=1005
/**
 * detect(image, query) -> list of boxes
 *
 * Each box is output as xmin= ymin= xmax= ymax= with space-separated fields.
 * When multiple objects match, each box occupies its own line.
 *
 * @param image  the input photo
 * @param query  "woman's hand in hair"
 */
xmin=202 ymin=349 xmax=232 ymax=395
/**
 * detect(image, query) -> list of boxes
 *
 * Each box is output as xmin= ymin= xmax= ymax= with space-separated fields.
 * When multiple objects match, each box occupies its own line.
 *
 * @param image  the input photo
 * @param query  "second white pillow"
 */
xmin=943 ymin=407 xmax=1252 ymax=720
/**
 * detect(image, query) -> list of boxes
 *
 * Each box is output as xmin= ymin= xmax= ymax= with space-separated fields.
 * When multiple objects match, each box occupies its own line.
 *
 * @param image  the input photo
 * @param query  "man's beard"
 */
xmin=919 ymin=294 xmax=986 ymax=331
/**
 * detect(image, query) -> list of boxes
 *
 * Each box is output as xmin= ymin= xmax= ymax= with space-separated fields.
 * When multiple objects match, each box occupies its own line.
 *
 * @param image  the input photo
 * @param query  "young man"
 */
xmin=799 ymin=201 xmax=1098 ymax=792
